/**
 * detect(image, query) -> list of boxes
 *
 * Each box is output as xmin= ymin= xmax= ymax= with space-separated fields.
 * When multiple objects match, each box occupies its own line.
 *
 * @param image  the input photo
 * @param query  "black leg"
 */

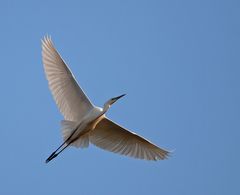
xmin=45 ymin=125 xmax=79 ymax=163
xmin=45 ymin=137 xmax=78 ymax=163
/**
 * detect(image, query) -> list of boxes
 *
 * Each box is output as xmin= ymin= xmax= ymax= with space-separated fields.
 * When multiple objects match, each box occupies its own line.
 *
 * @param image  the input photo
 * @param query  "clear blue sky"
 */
xmin=0 ymin=0 xmax=239 ymax=194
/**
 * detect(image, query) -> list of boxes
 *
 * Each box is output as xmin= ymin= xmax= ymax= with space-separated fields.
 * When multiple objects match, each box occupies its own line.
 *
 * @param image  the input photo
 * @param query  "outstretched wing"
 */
xmin=42 ymin=36 xmax=94 ymax=121
xmin=90 ymin=118 xmax=169 ymax=160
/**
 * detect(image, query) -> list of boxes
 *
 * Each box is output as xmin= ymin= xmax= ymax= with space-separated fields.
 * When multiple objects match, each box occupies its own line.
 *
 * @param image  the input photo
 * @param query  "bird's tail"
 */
xmin=61 ymin=120 xmax=89 ymax=148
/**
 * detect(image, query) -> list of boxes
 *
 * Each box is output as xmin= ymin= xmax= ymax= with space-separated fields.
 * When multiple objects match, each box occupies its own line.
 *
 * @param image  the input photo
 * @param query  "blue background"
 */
xmin=0 ymin=0 xmax=239 ymax=194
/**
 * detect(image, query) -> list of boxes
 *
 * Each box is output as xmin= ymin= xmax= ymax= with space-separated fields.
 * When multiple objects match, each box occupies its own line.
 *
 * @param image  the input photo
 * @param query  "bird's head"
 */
xmin=103 ymin=94 xmax=126 ymax=112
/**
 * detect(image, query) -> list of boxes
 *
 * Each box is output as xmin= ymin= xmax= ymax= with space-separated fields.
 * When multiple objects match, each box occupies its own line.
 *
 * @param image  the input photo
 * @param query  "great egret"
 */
xmin=42 ymin=36 xmax=170 ymax=163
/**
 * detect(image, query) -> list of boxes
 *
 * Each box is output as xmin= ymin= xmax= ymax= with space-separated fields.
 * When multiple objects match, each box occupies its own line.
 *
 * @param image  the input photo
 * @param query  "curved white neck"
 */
xmin=103 ymin=102 xmax=111 ymax=113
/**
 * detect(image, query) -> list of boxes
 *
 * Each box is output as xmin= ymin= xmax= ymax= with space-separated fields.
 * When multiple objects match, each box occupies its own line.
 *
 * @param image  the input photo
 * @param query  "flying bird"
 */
xmin=42 ymin=36 xmax=170 ymax=163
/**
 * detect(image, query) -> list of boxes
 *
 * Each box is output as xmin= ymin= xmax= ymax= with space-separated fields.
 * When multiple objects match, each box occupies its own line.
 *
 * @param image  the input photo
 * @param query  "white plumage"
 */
xmin=42 ymin=36 xmax=170 ymax=163
xmin=42 ymin=37 xmax=93 ymax=121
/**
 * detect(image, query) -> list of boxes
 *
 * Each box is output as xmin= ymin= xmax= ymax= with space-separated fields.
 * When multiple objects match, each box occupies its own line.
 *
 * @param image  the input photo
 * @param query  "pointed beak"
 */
xmin=113 ymin=94 xmax=126 ymax=101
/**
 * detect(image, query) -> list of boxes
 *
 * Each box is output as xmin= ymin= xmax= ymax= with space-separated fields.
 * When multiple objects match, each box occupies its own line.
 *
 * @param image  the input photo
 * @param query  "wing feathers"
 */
xmin=90 ymin=118 xmax=169 ymax=161
xmin=42 ymin=36 xmax=94 ymax=121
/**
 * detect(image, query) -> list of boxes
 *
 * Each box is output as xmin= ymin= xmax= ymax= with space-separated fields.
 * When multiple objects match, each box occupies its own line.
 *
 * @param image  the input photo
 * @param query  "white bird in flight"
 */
xmin=42 ymin=36 xmax=170 ymax=163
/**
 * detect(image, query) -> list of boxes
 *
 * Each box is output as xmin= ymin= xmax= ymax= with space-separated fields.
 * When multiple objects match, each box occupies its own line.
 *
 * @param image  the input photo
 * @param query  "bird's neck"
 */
xmin=103 ymin=103 xmax=111 ymax=113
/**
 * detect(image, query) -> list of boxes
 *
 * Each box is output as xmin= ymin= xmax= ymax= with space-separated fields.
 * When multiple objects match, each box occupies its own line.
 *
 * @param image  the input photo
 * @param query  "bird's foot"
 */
xmin=45 ymin=152 xmax=58 ymax=163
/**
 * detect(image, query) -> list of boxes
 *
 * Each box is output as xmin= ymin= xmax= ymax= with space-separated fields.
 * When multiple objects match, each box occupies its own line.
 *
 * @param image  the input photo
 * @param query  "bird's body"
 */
xmin=42 ymin=36 xmax=170 ymax=163
xmin=64 ymin=107 xmax=104 ymax=146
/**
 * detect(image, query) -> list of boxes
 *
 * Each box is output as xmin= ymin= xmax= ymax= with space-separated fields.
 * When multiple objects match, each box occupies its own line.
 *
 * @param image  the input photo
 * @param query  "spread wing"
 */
xmin=42 ymin=36 xmax=94 ymax=121
xmin=90 ymin=118 xmax=169 ymax=160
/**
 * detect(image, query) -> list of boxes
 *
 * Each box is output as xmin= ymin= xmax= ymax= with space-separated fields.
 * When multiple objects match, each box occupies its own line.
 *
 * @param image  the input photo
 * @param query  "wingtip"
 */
xmin=41 ymin=35 xmax=52 ymax=44
xmin=163 ymin=149 xmax=174 ymax=159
